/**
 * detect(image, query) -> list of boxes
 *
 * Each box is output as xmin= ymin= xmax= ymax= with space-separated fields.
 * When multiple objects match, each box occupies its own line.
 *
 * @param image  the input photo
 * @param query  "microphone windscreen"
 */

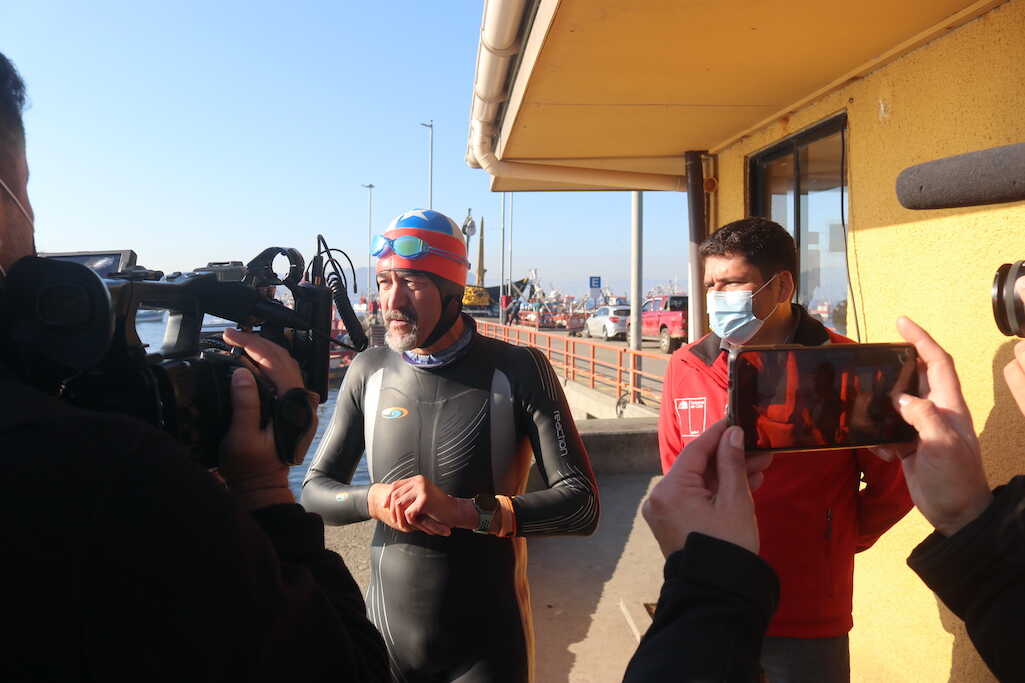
xmin=896 ymin=142 xmax=1025 ymax=210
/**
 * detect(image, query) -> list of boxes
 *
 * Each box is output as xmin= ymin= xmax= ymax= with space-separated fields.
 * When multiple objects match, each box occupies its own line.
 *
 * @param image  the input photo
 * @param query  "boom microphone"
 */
xmin=896 ymin=141 xmax=1025 ymax=210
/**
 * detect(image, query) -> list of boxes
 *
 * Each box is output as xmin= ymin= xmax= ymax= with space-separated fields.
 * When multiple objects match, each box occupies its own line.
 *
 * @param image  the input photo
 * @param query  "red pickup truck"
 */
xmin=641 ymin=295 xmax=688 ymax=353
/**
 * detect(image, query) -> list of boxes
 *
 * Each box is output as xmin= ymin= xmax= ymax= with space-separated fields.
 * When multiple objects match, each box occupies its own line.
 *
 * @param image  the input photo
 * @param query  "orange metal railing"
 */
xmin=477 ymin=321 xmax=665 ymax=407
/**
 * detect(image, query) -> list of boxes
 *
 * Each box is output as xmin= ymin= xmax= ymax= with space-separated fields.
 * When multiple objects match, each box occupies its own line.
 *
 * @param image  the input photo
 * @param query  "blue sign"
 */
xmin=589 ymin=276 xmax=601 ymax=289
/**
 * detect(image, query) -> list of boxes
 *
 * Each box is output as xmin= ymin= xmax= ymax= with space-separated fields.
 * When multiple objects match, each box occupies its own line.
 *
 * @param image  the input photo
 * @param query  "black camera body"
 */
xmin=1 ymin=244 xmax=341 ymax=468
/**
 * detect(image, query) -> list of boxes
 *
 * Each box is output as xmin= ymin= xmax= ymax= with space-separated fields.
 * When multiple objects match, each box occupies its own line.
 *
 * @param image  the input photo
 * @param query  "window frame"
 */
xmin=748 ymin=113 xmax=847 ymax=296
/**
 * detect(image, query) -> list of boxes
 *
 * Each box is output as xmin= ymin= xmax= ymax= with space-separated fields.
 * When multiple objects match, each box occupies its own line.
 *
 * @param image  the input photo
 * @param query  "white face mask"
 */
xmin=706 ymin=273 xmax=779 ymax=345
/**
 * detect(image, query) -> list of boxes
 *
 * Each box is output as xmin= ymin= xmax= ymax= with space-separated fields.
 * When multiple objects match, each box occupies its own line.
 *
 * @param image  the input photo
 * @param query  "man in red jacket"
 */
xmin=658 ymin=217 xmax=912 ymax=682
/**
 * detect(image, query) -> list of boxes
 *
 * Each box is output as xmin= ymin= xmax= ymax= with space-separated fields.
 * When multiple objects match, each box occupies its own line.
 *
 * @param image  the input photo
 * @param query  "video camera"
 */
xmin=0 ymin=236 xmax=368 ymax=468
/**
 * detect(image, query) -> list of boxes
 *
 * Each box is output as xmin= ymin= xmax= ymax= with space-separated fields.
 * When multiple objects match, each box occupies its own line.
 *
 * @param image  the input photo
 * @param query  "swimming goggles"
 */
xmin=371 ymin=234 xmax=469 ymax=267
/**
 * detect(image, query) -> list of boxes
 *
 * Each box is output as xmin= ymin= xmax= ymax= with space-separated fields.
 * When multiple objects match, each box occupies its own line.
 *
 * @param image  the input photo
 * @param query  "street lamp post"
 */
xmin=508 ymin=193 xmax=514 ymax=299
xmin=499 ymin=192 xmax=506 ymax=324
xmin=461 ymin=208 xmax=477 ymax=262
xmin=420 ymin=120 xmax=433 ymax=209
xmin=361 ymin=183 xmax=374 ymax=307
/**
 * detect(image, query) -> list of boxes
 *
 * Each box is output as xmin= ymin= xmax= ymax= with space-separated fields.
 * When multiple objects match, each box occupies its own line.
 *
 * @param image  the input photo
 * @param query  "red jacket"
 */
xmin=658 ymin=306 xmax=913 ymax=638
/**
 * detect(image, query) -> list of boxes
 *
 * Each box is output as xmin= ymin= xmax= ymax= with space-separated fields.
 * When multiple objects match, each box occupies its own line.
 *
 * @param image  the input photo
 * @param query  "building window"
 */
xmin=749 ymin=114 xmax=850 ymax=335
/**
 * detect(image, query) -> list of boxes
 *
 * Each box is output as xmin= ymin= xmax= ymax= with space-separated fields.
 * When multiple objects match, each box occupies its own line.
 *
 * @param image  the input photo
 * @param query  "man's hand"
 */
xmin=391 ymin=475 xmax=472 ymax=536
xmin=218 ymin=329 xmax=317 ymax=510
xmin=872 ymin=317 xmax=992 ymax=537
xmin=1002 ymin=339 xmax=1025 ymax=418
xmin=367 ymin=477 xmax=467 ymax=536
xmin=642 ymin=420 xmax=771 ymax=558
xmin=367 ymin=482 xmax=415 ymax=533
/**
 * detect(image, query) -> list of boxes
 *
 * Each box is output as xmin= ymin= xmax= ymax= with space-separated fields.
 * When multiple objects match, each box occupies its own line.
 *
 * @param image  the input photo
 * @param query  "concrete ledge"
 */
xmin=561 ymin=378 xmax=659 ymax=420
xmin=524 ymin=417 xmax=660 ymax=492
xmin=578 ymin=418 xmax=660 ymax=475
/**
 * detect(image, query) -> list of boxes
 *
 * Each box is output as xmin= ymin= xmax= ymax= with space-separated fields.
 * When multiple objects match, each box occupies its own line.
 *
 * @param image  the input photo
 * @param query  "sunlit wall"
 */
xmin=713 ymin=2 xmax=1025 ymax=680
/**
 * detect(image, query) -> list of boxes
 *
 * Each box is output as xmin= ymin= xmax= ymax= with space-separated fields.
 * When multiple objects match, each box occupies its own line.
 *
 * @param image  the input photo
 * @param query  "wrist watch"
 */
xmin=472 ymin=493 xmax=499 ymax=534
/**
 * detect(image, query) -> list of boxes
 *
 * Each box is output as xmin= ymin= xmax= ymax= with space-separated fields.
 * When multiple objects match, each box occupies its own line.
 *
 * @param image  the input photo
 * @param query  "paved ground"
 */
xmin=528 ymin=473 xmax=662 ymax=682
xmin=324 ymin=473 xmax=664 ymax=683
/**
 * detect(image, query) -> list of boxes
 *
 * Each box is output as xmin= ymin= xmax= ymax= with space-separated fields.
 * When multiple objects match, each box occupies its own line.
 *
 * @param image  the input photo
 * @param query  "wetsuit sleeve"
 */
xmin=854 ymin=447 xmax=913 ymax=551
xmin=511 ymin=347 xmax=600 ymax=536
xmin=907 ymin=476 xmax=1025 ymax=683
xmin=623 ymin=533 xmax=778 ymax=683
xmin=301 ymin=360 xmax=373 ymax=525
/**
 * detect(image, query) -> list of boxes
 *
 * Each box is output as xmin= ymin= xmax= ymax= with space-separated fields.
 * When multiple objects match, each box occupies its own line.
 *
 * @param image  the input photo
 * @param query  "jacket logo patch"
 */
xmin=674 ymin=397 xmax=706 ymax=437
xmin=381 ymin=407 xmax=409 ymax=420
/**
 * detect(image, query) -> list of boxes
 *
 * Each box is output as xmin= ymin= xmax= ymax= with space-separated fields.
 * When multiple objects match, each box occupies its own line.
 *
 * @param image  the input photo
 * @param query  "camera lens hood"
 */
xmin=993 ymin=260 xmax=1025 ymax=337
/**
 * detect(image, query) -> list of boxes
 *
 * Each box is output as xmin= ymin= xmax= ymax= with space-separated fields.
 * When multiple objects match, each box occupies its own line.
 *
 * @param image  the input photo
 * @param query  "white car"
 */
xmin=582 ymin=306 xmax=630 ymax=341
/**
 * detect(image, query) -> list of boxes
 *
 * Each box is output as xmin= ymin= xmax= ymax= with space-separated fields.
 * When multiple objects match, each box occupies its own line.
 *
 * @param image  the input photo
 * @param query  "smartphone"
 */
xmin=727 ymin=343 xmax=919 ymax=453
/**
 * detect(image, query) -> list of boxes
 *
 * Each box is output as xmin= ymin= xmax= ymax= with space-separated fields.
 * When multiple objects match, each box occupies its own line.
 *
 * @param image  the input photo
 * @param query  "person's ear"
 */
xmin=777 ymin=271 xmax=795 ymax=303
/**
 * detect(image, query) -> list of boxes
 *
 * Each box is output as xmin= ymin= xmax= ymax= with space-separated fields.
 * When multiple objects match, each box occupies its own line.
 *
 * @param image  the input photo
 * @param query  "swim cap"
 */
xmin=373 ymin=209 xmax=468 ymax=287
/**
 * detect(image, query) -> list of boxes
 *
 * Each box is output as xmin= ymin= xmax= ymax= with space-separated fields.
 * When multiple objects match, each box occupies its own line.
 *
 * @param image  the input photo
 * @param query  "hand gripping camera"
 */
xmin=0 ymin=237 xmax=367 ymax=467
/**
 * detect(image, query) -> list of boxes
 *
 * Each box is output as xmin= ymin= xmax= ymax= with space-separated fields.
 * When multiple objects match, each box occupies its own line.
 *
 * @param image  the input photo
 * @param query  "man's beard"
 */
xmin=384 ymin=308 xmax=420 ymax=352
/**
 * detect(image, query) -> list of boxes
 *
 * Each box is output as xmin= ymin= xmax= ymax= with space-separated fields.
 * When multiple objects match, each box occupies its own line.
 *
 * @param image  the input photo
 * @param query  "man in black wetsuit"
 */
xmin=0 ymin=52 xmax=388 ymax=681
xmin=302 ymin=208 xmax=600 ymax=683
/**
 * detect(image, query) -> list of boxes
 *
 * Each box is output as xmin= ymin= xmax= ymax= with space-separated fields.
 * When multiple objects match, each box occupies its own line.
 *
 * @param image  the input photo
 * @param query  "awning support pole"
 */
xmin=685 ymin=151 xmax=708 ymax=344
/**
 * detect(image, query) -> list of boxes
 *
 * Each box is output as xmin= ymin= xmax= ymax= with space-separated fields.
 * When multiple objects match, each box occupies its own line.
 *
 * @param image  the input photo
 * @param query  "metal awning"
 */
xmin=466 ymin=0 xmax=1003 ymax=191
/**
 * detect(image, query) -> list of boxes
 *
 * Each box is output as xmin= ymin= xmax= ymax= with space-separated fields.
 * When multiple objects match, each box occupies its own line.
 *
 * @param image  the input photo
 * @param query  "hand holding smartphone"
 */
xmin=727 ymin=343 xmax=919 ymax=453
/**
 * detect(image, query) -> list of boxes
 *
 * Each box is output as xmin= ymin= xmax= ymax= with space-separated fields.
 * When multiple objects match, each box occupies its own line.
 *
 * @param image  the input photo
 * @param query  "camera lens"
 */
xmin=992 ymin=260 xmax=1025 ymax=337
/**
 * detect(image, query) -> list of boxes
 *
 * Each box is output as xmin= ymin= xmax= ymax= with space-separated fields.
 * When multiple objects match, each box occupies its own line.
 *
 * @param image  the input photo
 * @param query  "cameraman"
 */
xmin=0 ymin=53 xmax=388 ymax=681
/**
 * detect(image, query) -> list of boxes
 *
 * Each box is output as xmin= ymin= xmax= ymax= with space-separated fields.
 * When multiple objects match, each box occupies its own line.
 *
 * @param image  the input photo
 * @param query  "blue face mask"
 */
xmin=706 ymin=273 xmax=779 ymax=345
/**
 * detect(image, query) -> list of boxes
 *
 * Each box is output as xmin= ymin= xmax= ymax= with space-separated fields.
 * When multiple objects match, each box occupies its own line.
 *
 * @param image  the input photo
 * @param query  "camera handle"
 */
xmin=244 ymin=247 xmax=305 ymax=290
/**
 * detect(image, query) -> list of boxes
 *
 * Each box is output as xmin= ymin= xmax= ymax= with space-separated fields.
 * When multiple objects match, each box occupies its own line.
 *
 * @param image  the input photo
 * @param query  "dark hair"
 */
xmin=0 ymin=52 xmax=27 ymax=173
xmin=699 ymin=217 xmax=797 ymax=281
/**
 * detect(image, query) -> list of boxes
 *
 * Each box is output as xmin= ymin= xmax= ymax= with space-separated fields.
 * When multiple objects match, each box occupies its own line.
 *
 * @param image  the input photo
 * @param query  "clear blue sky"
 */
xmin=2 ymin=1 xmax=691 ymax=298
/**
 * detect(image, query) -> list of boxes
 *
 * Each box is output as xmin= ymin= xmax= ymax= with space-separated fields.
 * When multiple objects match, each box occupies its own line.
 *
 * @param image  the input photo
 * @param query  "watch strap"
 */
xmin=475 ymin=508 xmax=496 ymax=534
xmin=472 ymin=493 xmax=498 ymax=534
xmin=273 ymin=387 xmax=317 ymax=465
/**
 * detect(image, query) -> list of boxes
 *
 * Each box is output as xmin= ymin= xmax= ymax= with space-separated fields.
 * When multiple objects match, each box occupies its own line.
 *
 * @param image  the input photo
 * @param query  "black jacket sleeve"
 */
xmin=88 ymin=423 xmax=389 ymax=682
xmin=907 ymin=475 xmax=1025 ymax=683
xmin=623 ymin=533 xmax=779 ymax=683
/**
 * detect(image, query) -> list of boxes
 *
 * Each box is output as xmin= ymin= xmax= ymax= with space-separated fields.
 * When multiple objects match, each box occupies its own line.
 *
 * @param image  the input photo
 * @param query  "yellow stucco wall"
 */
xmin=715 ymin=2 xmax=1025 ymax=680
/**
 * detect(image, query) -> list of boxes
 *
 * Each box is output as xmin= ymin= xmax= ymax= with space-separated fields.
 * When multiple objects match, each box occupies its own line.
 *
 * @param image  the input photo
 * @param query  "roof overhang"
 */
xmin=466 ymin=0 xmax=1005 ymax=191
